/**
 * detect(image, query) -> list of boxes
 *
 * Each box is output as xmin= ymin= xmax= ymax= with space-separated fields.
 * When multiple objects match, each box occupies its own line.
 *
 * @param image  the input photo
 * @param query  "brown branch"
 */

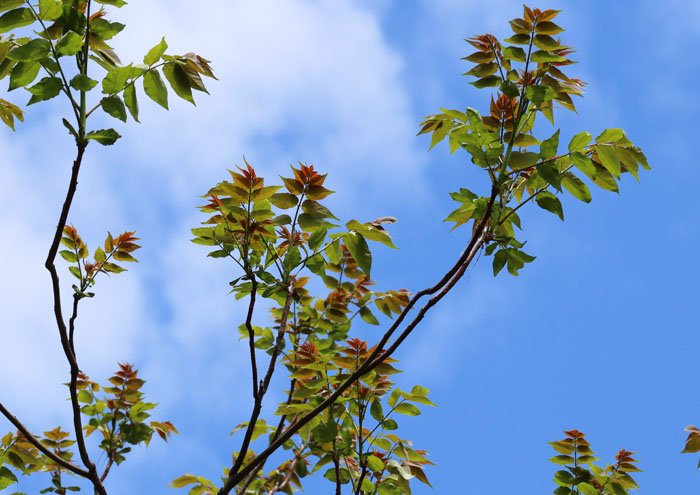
xmin=245 ymin=277 xmax=260 ymax=399
xmin=220 ymin=189 xmax=498 ymax=492
xmin=236 ymin=378 xmax=297 ymax=494
xmin=354 ymin=463 xmax=368 ymax=495
xmin=44 ymin=142 xmax=107 ymax=494
xmin=333 ymin=455 xmax=342 ymax=495
xmin=221 ymin=287 xmax=295 ymax=493
xmin=0 ymin=402 xmax=90 ymax=478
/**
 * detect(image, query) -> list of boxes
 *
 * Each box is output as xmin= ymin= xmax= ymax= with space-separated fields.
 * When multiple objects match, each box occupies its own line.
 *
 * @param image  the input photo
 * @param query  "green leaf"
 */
xmin=59 ymin=250 xmax=78 ymax=262
xmin=537 ymin=160 xmax=561 ymax=191
xmin=470 ymin=74 xmax=500 ymax=88
xmin=366 ymin=455 xmax=384 ymax=472
xmin=533 ymin=34 xmax=564 ymax=50
xmin=0 ymin=8 xmax=35 ymax=33
xmin=535 ymin=191 xmax=564 ymax=220
xmin=311 ymin=419 xmax=337 ymax=443
xmin=103 ymin=261 xmax=125 ymax=273
xmin=508 ymin=151 xmax=540 ymax=171
xmin=7 ymin=39 xmax=50 ymax=62
xmin=70 ymin=74 xmax=98 ymax=91
xmin=561 ymin=172 xmax=591 ymax=203
xmin=595 ymin=128 xmax=628 ymax=144
xmin=123 ymin=83 xmax=139 ymax=122
xmin=90 ymin=18 xmax=125 ymax=40
xmin=344 ymin=231 xmax=371 ymax=276
xmin=86 ymin=128 xmax=121 ymax=145
xmin=540 ymin=129 xmax=559 ymax=158
xmin=525 ymin=84 xmax=555 ymax=103
xmin=302 ymin=199 xmax=337 ymax=220
xmin=95 ymin=0 xmax=127 ymax=6
xmin=570 ymin=151 xmax=595 ymax=177
xmin=503 ymin=46 xmax=526 ymax=62
xmin=530 ymin=50 xmax=566 ymax=63
xmin=595 ymin=144 xmax=621 ymax=179
xmin=308 ymin=225 xmax=327 ymax=251
xmin=38 ymin=0 xmax=62 ymax=21
xmin=269 ymin=192 xmax=298 ymax=209
xmin=77 ymin=389 xmax=92 ymax=404
xmin=297 ymin=212 xmax=323 ymax=232
xmin=568 ymin=131 xmax=592 ymax=152
xmin=549 ymin=455 xmax=574 ymax=465
xmin=305 ymin=253 xmax=325 ymax=277
xmin=113 ymin=251 xmax=137 ymax=262
xmin=360 ymin=306 xmax=379 ymax=325
xmin=283 ymin=246 xmax=301 ymax=274
xmin=465 ymin=62 xmax=497 ymax=77
xmin=102 ymin=65 xmax=132 ymax=94
xmin=143 ymin=69 xmax=168 ymax=109
xmin=144 ymin=37 xmax=167 ymax=66
xmin=500 ymin=79 xmax=519 ymax=98
xmin=0 ymin=466 xmax=18 ymax=489
xmin=0 ymin=0 xmax=24 ymax=14
xmin=25 ymin=76 xmax=62 ymax=105
xmin=492 ymin=249 xmax=507 ymax=276
xmin=393 ymin=403 xmax=421 ymax=416
xmin=588 ymin=161 xmax=618 ymax=192
xmin=101 ymin=95 xmax=127 ymax=122
xmin=162 ymin=62 xmax=194 ymax=104
xmin=504 ymin=33 xmax=531 ymax=44
xmin=370 ymin=400 xmax=383 ymax=421
xmin=94 ymin=247 xmax=106 ymax=263
xmin=55 ymin=31 xmax=83 ymax=57
xmin=577 ymin=483 xmax=598 ymax=495
xmin=8 ymin=61 xmax=40 ymax=90
xmin=535 ymin=21 xmax=564 ymax=35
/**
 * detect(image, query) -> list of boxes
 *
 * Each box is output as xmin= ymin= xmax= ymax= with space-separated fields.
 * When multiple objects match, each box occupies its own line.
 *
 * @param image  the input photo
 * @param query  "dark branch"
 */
xmin=220 ymin=287 xmax=295 ymax=494
xmin=0 ymin=402 xmax=90 ymax=478
xmin=245 ymin=277 xmax=260 ymax=399
xmin=221 ymin=189 xmax=498 ymax=490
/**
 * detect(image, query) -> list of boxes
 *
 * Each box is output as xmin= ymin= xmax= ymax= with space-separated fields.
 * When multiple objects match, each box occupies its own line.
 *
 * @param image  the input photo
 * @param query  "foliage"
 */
xmin=549 ymin=430 xmax=641 ymax=495
xmin=0 ymin=3 xmax=669 ymax=495
xmin=0 ymin=0 xmax=212 ymax=493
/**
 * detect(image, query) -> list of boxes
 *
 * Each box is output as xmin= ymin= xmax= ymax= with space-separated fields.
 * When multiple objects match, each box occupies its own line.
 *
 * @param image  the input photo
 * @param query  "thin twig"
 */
xmin=0 ymin=402 xmax=89 ymax=478
xmin=222 ymin=287 xmax=295 ymax=491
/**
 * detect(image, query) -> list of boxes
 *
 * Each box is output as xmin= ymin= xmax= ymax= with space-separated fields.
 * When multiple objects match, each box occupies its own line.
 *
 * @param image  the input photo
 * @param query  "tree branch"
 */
xmin=0 ymin=402 xmax=89 ymax=478
xmin=245 ymin=277 xmax=260 ymax=399
xmin=221 ymin=189 xmax=498 ymax=491
xmin=221 ymin=287 xmax=295 ymax=493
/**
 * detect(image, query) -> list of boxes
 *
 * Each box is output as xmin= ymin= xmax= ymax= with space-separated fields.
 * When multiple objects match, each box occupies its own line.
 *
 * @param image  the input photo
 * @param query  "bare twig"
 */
xmin=0 ymin=402 xmax=89 ymax=478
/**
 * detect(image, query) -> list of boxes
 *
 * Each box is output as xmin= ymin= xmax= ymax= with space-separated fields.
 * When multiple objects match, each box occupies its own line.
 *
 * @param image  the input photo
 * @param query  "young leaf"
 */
xmin=101 ymin=95 xmax=127 ymax=122
xmin=55 ymin=31 xmax=83 ymax=57
xmin=8 ymin=61 xmax=40 ymax=90
xmin=162 ymin=62 xmax=194 ymax=104
xmin=0 ymin=8 xmax=35 ymax=33
xmin=70 ymin=74 xmax=98 ymax=91
xmin=535 ymin=191 xmax=564 ymax=220
xmin=25 ymin=76 xmax=62 ymax=105
xmin=6 ymin=39 xmax=50 ymax=62
xmin=561 ymin=172 xmax=591 ymax=203
xmin=143 ymin=69 xmax=168 ymax=109
xmin=122 ymin=83 xmax=139 ymax=122
xmin=86 ymin=128 xmax=121 ymax=145
xmin=344 ymin=232 xmax=371 ymax=276
xmin=144 ymin=37 xmax=168 ymax=66
xmin=568 ymin=131 xmax=592 ymax=152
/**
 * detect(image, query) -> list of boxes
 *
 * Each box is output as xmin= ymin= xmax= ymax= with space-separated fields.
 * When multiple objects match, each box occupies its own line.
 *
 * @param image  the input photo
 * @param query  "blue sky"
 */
xmin=1 ymin=0 xmax=699 ymax=493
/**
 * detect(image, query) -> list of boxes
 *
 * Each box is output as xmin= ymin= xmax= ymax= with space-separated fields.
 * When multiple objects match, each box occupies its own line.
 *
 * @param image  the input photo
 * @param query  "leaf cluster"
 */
xmin=549 ymin=429 xmax=641 ymax=495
